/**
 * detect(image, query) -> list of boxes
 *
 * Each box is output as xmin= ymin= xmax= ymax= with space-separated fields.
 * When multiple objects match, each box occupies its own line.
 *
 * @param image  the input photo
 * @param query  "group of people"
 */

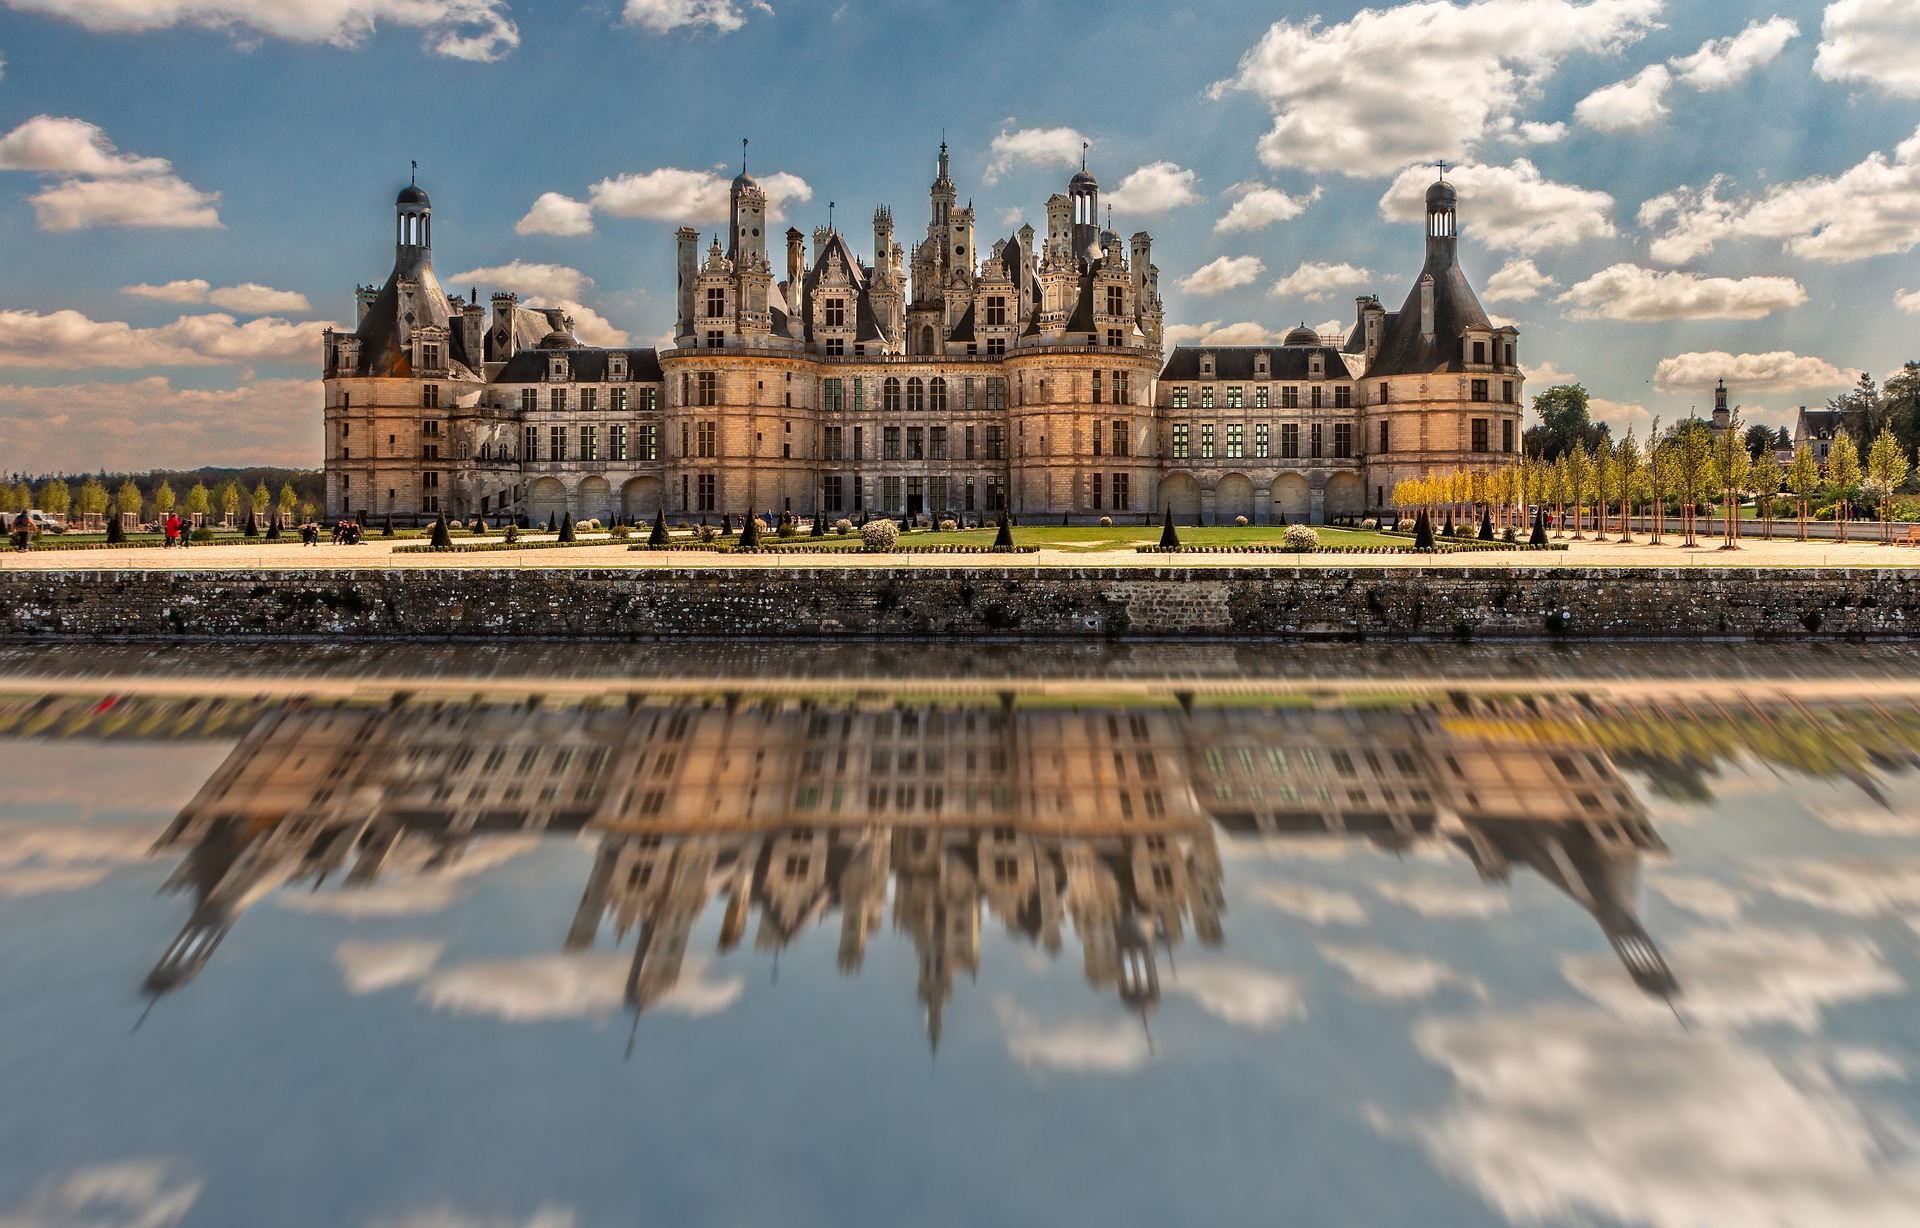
xmin=10 ymin=510 xmax=31 ymax=552
xmin=329 ymin=519 xmax=364 ymax=545
xmin=161 ymin=514 xmax=191 ymax=547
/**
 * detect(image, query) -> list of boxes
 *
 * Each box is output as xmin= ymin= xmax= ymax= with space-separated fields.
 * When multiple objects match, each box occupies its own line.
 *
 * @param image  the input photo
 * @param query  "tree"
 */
xmin=40 ymin=478 xmax=70 ymax=518
xmin=650 ymin=504 xmax=670 ymax=547
xmin=1831 ymin=371 xmax=1886 ymax=444
xmin=251 ymin=481 xmax=270 ymax=517
xmin=1548 ymin=453 xmax=1570 ymax=537
xmin=115 ymin=478 xmax=143 ymax=520
xmin=1713 ymin=409 xmax=1751 ymax=548
xmin=1826 ymin=429 xmax=1863 ymax=544
xmin=738 ymin=510 xmax=761 ymax=549
xmin=77 ymin=477 xmax=108 ymax=520
xmin=430 ymin=510 xmax=452 ymax=549
xmin=1414 ymin=509 xmax=1434 ymax=549
xmin=999 ymin=509 xmax=1019 ymax=550
xmin=1785 ymin=442 xmax=1822 ymax=542
xmin=154 ymin=480 xmax=176 ymax=518
xmin=219 ymin=480 xmax=241 ymax=522
xmin=186 ymin=482 xmax=211 ymax=519
xmin=1743 ymin=422 xmax=1777 ymax=461
xmin=1614 ymin=430 xmax=1643 ymax=542
xmin=1866 ymin=428 xmax=1910 ymax=543
xmin=1592 ymin=437 xmax=1616 ymax=540
xmin=1750 ymin=447 xmax=1783 ymax=540
xmin=558 ymin=511 xmax=575 ymax=542
xmin=1524 ymin=383 xmax=1611 ymax=461
xmin=1668 ymin=421 xmax=1717 ymax=547
xmin=1566 ymin=445 xmax=1592 ymax=538
xmin=277 ymin=483 xmax=298 ymax=521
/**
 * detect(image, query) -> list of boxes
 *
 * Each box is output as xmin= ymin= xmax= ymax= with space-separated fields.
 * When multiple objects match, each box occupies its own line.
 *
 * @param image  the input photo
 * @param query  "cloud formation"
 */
xmin=334 ymin=940 xmax=445 ymax=994
xmin=1214 ymin=182 xmax=1319 ymax=232
xmin=1576 ymin=18 xmax=1800 ymax=130
xmin=1374 ymin=878 xmax=1509 ymax=919
xmin=1269 ymin=260 xmax=1372 ymax=301
xmin=1318 ymin=943 xmax=1485 ymax=1001
xmin=1161 ymin=320 xmax=1287 ymax=347
xmin=1575 ymin=64 xmax=1673 ymax=130
xmin=622 ymin=0 xmax=759 ymax=34
xmin=984 ymin=125 xmax=1085 ymax=186
xmin=1252 ymin=880 xmax=1370 ymax=925
xmin=1169 ymin=963 xmax=1304 ymax=1028
xmin=1653 ymin=350 xmax=1851 ymax=395
xmin=1176 ymin=255 xmax=1264 ymax=296
xmin=589 ymin=166 xmax=810 ymax=224
xmin=366 ymin=1205 xmax=578 ymax=1228
xmin=2 ymin=0 xmax=520 ymax=60
xmin=0 ymin=114 xmax=219 ymax=231
xmin=1103 ymin=161 xmax=1199 ymax=214
xmin=419 ymin=954 xmax=742 ymax=1022
xmin=1558 ymin=263 xmax=1807 ymax=321
xmin=515 ymin=191 xmax=593 ymax=237
xmin=1483 ymin=257 xmax=1554 ymax=301
xmin=1749 ymin=857 xmax=1920 ymax=917
xmin=0 ymin=1158 xmax=201 ymax=1228
xmin=0 ymin=375 xmax=317 ymax=471
xmin=122 ymin=279 xmax=311 ymax=314
xmin=1815 ymin=0 xmax=1920 ymax=96
xmin=1381 ymin=159 xmax=1615 ymax=251
xmin=1216 ymin=0 xmax=1661 ymax=176
xmin=997 ymin=998 xmax=1152 ymax=1074
xmin=0 ymin=308 xmax=326 ymax=369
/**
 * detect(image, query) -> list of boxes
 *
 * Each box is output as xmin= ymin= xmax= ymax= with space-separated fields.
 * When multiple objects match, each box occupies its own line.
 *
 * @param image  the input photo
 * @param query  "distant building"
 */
xmin=1795 ymin=405 xmax=1844 ymax=463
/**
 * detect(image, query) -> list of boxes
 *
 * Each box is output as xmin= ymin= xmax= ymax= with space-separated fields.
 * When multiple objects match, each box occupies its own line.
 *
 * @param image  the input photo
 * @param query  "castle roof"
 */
xmin=493 ymin=347 xmax=663 ymax=384
xmin=1157 ymin=345 xmax=1352 ymax=382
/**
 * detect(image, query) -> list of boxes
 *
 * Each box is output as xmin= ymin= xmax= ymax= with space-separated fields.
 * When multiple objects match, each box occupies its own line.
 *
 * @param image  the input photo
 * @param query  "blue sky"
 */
xmin=3 ymin=0 xmax=1920 ymax=471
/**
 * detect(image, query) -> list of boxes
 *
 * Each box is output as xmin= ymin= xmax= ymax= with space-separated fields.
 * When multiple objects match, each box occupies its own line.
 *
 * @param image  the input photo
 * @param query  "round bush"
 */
xmin=1361 ymin=518 xmax=1379 ymax=530
xmin=1283 ymin=524 xmax=1320 ymax=552
xmin=777 ymin=522 xmax=796 ymax=538
xmin=698 ymin=524 xmax=718 ymax=542
xmin=834 ymin=518 xmax=853 ymax=534
xmin=1098 ymin=516 xmax=1113 ymax=527
xmin=860 ymin=519 xmax=899 ymax=552
xmin=939 ymin=518 xmax=958 ymax=532
xmin=609 ymin=524 xmax=632 ymax=540
xmin=1234 ymin=515 xmax=1249 ymax=526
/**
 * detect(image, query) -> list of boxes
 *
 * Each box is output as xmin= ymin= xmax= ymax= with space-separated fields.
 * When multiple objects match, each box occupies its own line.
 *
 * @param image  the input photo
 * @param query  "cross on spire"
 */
xmin=1434 ymin=159 xmax=1450 ymax=182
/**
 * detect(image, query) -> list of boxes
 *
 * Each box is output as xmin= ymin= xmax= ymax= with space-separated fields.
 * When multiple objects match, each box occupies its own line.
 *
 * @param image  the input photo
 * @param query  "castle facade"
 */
xmin=321 ymin=150 xmax=1522 ymax=525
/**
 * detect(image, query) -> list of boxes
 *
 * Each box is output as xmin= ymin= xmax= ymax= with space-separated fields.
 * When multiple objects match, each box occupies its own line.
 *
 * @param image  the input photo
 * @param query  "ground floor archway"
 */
xmin=576 ymin=476 xmax=613 ymax=524
xmin=528 ymin=477 xmax=568 ymax=527
xmin=622 ymin=476 xmax=664 ymax=521
xmin=1271 ymin=474 xmax=1309 ymax=522
xmin=1325 ymin=472 xmax=1364 ymax=520
xmin=1160 ymin=472 xmax=1202 ymax=523
xmin=1215 ymin=473 xmax=1255 ymax=523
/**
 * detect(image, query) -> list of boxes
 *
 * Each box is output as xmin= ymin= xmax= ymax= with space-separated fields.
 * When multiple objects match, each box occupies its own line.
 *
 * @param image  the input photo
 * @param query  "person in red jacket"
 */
xmin=164 ymin=513 xmax=181 ymax=548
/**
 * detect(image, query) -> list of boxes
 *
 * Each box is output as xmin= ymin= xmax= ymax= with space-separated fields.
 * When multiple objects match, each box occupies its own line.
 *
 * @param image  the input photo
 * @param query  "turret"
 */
xmin=1713 ymin=379 xmax=1730 ymax=431
xmin=1425 ymin=178 xmax=1458 ymax=270
xmin=394 ymin=177 xmax=432 ymax=276
xmin=491 ymin=292 xmax=521 ymax=362
xmin=355 ymin=284 xmax=378 ymax=326
xmin=675 ymin=226 xmax=699 ymax=342
xmin=729 ymin=162 xmax=767 ymax=266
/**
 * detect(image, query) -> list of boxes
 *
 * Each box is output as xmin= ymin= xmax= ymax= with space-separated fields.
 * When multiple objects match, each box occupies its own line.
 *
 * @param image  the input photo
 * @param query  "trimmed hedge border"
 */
xmin=394 ymin=537 xmax=623 ymax=554
xmin=26 ymin=536 xmax=310 ymax=552
xmin=1132 ymin=542 xmax=1570 ymax=555
xmin=624 ymin=542 xmax=1041 ymax=555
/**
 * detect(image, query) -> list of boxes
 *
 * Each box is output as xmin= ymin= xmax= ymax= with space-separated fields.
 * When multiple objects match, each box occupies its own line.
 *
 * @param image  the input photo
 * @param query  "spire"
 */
xmin=1081 ymin=140 xmax=1089 ymax=171
xmin=741 ymin=137 xmax=748 ymax=176
xmin=937 ymin=135 xmax=949 ymax=182
xmin=410 ymin=159 xmax=417 ymax=187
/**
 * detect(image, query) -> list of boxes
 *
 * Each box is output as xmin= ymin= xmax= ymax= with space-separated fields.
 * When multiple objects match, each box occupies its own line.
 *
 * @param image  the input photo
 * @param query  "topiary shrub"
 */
xmin=993 ymin=510 xmax=1015 ymax=549
xmin=430 ymin=511 xmax=452 ymax=549
xmin=1283 ymin=524 xmax=1320 ymax=552
xmin=1530 ymin=510 xmax=1548 ymax=546
xmin=1361 ymin=518 xmax=1379 ymax=530
xmin=940 ymin=518 xmax=958 ymax=532
xmin=1234 ymin=515 xmax=1249 ymax=526
xmin=190 ymin=526 xmax=214 ymax=543
xmin=1414 ymin=510 xmax=1435 ymax=550
xmin=1099 ymin=516 xmax=1113 ymax=527
xmin=242 ymin=510 xmax=259 ymax=538
xmin=649 ymin=506 xmax=670 ymax=548
xmin=558 ymin=512 xmax=576 ymax=543
xmin=835 ymin=518 xmax=853 ymax=535
xmin=861 ymin=519 xmax=899 ymax=552
xmin=1501 ymin=525 xmax=1517 ymax=543
xmin=777 ymin=522 xmax=796 ymax=539
xmin=265 ymin=516 xmax=282 ymax=541
xmin=698 ymin=524 xmax=718 ymax=542
xmin=609 ymin=524 xmax=632 ymax=540
xmin=504 ymin=524 xmax=519 ymax=544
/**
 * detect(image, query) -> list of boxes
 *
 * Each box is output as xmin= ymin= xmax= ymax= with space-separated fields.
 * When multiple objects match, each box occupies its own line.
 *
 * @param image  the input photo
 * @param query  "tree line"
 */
xmin=0 ymin=471 xmax=321 ymax=527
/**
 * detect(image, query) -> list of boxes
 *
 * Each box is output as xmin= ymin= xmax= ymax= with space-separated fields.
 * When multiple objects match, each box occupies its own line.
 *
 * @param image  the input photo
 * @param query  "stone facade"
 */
xmin=322 ymin=154 xmax=1518 ymax=526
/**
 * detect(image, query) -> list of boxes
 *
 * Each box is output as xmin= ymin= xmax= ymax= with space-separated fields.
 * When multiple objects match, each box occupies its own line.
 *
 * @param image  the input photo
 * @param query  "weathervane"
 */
xmin=1081 ymin=140 xmax=1089 ymax=170
xmin=741 ymin=137 xmax=748 ymax=175
xmin=828 ymin=201 xmax=835 ymax=231
xmin=410 ymin=160 xmax=418 ymax=186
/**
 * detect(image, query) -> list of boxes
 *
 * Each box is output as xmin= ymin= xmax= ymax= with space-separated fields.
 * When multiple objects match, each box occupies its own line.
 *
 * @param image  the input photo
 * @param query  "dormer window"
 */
xmin=1309 ymin=353 xmax=1325 ymax=379
xmin=421 ymin=342 xmax=442 ymax=370
xmin=1254 ymin=353 xmax=1270 ymax=379
xmin=1471 ymin=338 xmax=1487 ymax=365
xmin=549 ymin=355 xmax=568 ymax=381
xmin=825 ymin=298 xmax=847 ymax=328
xmin=1199 ymin=353 xmax=1215 ymax=378
xmin=705 ymin=288 xmax=726 ymax=318
xmin=610 ymin=356 xmax=627 ymax=382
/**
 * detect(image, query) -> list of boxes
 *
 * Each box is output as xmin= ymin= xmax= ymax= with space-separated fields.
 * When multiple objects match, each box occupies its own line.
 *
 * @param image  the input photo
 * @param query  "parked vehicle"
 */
xmin=24 ymin=510 xmax=66 ymax=534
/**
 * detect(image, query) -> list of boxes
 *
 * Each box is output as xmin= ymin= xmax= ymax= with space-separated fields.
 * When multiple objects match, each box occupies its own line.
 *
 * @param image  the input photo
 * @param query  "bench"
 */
xmin=1898 ymin=526 xmax=1920 ymax=546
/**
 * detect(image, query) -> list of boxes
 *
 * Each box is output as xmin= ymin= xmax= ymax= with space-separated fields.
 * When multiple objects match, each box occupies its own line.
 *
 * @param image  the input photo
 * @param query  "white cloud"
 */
xmin=1505 ymin=119 xmax=1569 ymax=144
xmin=1313 ymin=317 xmax=1346 ymax=338
xmin=0 ymin=375 xmax=317 ymax=471
xmin=1896 ymin=288 xmax=1920 ymax=313
xmin=120 ymin=278 xmax=211 ymax=303
xmin=1565 ymin=925 xmax=1904 ymax=1032
xmin=1816 ymin=0 xmax=1920 ymax=96
xmin=366 ymin=1206 xmax=577 ymax=1228
xmin=1269 ymin=260 xmax=1372 ymax=301
xmin=29 ymin=174 xmax=221 ymax=231
xmin=1483 ymin=257 xmax=1554 ymax=301
xmin=1375 ymin=878 xmax=1510 ymax=919
xmin=1673 ymin=16 xmax=1800 ymax=89
xmin=586 ymin=166 xmax=810 ymax=224
xmin=1750 ymin=857 xmax=1920 ymax=917
xmin=1168 ymin=963 xmax=1304 ymax=1028
xmin=0 ymin=1159 xmax=200 ymax=1228
xmin=2 ymin=0 xmax=520 ymax=60
xmin=1176 ymin=255 xmax=1264 ymax=295
xmin=1217 ymin=0 xmax=1662 ymax=176
xmin=996 ymin=997 xmax=1151 ymax=1074
xmin=1654 ymin=350 xmax=1852 ymax=395
xmin=1381 ymin=160 xmax=1615 ymax=251
xmin=1405 ymin=1007 xmax=1920 ymax=1228
xmin=535 ymin=301 xmax=628 ymax=347
xmin=1103 ymin=161 xmax=1199 ymax=214
xmin=0 ymin=114 xmax=170 ymax=177
xmin=1162 ymin=320 xmax=1286 ymax=347
xmin=121 ymin=280 xmax=309 ymax=314
xmin=984 ymin=124 xmax=1085 ymax=186
xmin=1319 ymin=943 xmax=1485 ymax=1001
xmin=450 ymin=261 xmax=591 ymax=303
xmin=621 ymin=0 xmax=754 ymax=34
xmin=1214 ymin=182 xmax=1319 ymax=233
xmin=1575 ymin=63 xmax=1673 ymax=130
xmin=0 ymin=308 xmax=325 ymax=369
xmin=1649 ymin=874 xmax=1749 ymax=921
xmin=0 ymin=866 xmax=113 ymax=895
xmin=1559 ymin=262 xmax=1807 ymax=321
xmin=1643 ymin=125 xmax=1920 ymax=262
xmin=279 ymin=879 xmax=463 ymax=918
xmin=1815 ymin=804 xmax=1920 ymax=837
xmin=333 ymin=940 xmax=444 ymax=994
xmin=1831 ymin=1046 xmax=1906 ymax=1083
xmin=515 ymin=191 xmax=593 ymax=237
xmin=1252 ymin=880 xmax=1369 ymax=925
xmin=419 ymin=954 xmax=742 ymax=1023
xmin=0 ymin=823 xmax=160 ymax=869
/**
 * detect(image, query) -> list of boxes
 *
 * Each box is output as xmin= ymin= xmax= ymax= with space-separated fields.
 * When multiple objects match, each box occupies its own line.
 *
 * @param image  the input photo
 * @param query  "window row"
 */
xmin=1172 ymin=385 xmax=1352 ymax=410
xmin=818 ymin=474 xmax=1009 ymax=514
xmin=822 ymin=376 xmax=1008 ymax=414
xmin=1170 ymin=422 xmax=1354 ymax=460
xmin=521 ymin=424 xmax=660 ymax=463
xmin=514 ymin=387 xmax=658 ymax=414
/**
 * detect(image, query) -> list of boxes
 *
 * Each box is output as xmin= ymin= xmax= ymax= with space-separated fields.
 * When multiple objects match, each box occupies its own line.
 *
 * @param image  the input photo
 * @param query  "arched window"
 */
xmin=906 ymin=377 xmax=925 ymax=413
xmin=883 ymin=377 xmax=902 ymax=412
xmin=929 ymin=377 xmax=947 ymax=413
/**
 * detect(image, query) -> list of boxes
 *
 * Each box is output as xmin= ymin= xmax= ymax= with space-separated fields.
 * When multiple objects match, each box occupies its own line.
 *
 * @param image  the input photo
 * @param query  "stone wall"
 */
xmin=3 ymin=567 xmax=1918 ymax=640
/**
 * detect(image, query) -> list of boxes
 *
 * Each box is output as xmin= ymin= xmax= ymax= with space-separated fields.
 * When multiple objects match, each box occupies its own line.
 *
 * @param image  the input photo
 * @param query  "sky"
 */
xmin=2 ymin=0 xmax=1920 ymax=472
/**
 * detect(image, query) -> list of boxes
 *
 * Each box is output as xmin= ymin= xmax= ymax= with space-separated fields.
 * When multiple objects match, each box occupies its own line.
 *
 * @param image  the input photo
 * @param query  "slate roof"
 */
xmin=492 ymin=347 xmax=664 ymax=384
xmin=349 ymin=264 xmax=476 ymax=379
xmin=1367 ymin=243 xmax=1497 ymax=380
xmin=1158 ymin=346 xmax=1353 ymax=382
xmin=1796 ymin=408 xmax=1843 ymax=439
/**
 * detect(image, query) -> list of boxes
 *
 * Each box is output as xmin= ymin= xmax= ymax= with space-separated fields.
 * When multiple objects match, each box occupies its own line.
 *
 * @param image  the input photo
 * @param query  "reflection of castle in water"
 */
xmin=144 ymin=691 xmax=1676 ymax=1032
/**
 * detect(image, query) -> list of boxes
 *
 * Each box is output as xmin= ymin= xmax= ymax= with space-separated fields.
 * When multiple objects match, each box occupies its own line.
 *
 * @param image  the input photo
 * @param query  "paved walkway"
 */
xmin=5 ymin=533 xmax=1920 ymax=570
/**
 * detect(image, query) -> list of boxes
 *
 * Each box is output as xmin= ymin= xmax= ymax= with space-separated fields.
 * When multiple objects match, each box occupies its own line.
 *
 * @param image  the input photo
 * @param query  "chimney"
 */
xmin=356 ymin=284 xmax=378 ymax=326
xmin=490 ymin=292 xmax=519 ymax=361
xmin=786 ymin=227 xmax=804 ymax=289
xmin=675 ymin=226 xmax=700 ymax=343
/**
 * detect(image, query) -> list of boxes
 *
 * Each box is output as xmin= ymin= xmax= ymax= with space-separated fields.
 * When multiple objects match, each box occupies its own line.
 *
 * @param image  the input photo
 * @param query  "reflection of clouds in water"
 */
xmin=1374 ymin=878 xmax=1509 ymax=919
xmin=333 ymin=941 xmax=445 ymax=994
xmin=1750 ymin=859 xmax=1920 ymax=917
xmin=1815 ymin=806 xmax=1920 ymax=838
xmin=1169 ymin=963 xmax=1303 ymax=1028
xmin=0 ymin=866 xmax=113 ymax=897
xmin=1649 ymin=874 xmax=1747 ymax=921
xmin=1404 ymin=1007 xmax=1920 ymax=1228
xmin=0 ymin=1158 xmax=201 ymax=1228
xmin=0 ymin=740 xmax=231 ymax=821
xmin=0 ymin=823 xmax=165 ymax=897
xmin=1564 ymin=926 xmax=1903 ymax=1032
xmin=1251 ymin=881 xmax=1368 ymax=925
xmin=365 ymin=1206 xmax=577 ymax=1228
xmin=995 ymin=997 xmax=1151 ymax=1074
xmin=418 ymin=954 xmax=743 ymax=1023
xmin=1828 ymin=1046 xmax=1907 ymax=1084
xmin=1318 ymin=944 xmax=1485 ymax=1003
xmin=276 ymin=839 xmax=540 ymax=919
xmin=1219 ymin=837 xmax=1351 ymax=863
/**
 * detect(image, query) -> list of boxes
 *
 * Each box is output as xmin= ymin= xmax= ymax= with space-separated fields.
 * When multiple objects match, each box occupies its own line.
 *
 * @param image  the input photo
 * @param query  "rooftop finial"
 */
xmin=1081 ymin=140 xmax=1089 ymax=171
xmin=411 ymin=159 xmax=417 ymax=187
xmin=1434 ymin=159 xmax=1449 ymax=182
xmin=742 ymin=137 xmax=748 ymax=175
xmin=828 ymin=201 xmax=835 ymax=232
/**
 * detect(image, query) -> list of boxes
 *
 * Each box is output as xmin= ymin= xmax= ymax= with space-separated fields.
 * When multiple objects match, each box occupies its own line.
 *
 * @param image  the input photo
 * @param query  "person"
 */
xmin=11 ymin=510 xmax=31 ymax=552
xmin=163 ymin=512 xmax=181 ymax=548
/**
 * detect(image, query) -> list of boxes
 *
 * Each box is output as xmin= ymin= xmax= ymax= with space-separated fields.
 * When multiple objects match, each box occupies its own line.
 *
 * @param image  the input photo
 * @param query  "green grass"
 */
xmin=735 ymin=524 xmax=1408 ymax=552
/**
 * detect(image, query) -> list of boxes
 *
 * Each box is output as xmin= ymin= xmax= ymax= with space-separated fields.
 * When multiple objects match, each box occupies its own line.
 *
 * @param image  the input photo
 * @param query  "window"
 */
xmin=580 ymin=425 xmax=598 ymax=462
xmin=1256 ymin=423 xmax=1270 ymax=458
xmin=697 ymin=372 xmax=717 ymax=406
xmin=1502 ymin=380 xmax=1515 ymax=404
xmin=1379 ymin=382 xmax=1390 ymax=403
xmin=1281 ymin=386 xmax=1299 ymax=409
xmin=1502 ymin=419 xmax=1515 ymax=453
xmin=1311 ymin=386 xmax=1323 ymax=409
xmin=1091 ymin=472 xmax=1102 ymax=509
xmin=639 ymin=424 xmax=657 ymax=461
xmin=580 ymin=389 xmax=597 ymax=413
xmin=520 ymin=389 xmax=538 ymax=413
xmin=550 ymin=388 xmax=566 ymax=413
xmin=1111 ymin=420 xmax=1129 ymax=457
xmin=524 ymin=425 xmax=538 ymax=460
xmin=882 ymin=426 xmax=901 ymax=460
xmin=1281 ymin=423 xmax=1299 ymax=458
xmin=853 ymin=378 xmax=864 ymax=413
xmin=1333 ymin=422 xmax=1352 ymax=459
xmin=1113 ymin=371 xmax=1129 ymax=404
xmin=985 ymin=296 xmax=1006 ymax=326
xmin=824 ymin=426 xmax=843 ymax=461
xmin=964 ymin=378 xmax=976 ymax=410
xmin=908 ymin=377 xmax=926 ymax=413
xmin=422 ymin=384 xmax=439 ymax=408
xmin=825 ymin=337 xmax=844 ymax=356
xmin=1472 ymin=339 xmax=1486 ymax=364
xmin=1334 ymin=386 xmax=1351 ymax=408
xmin=706 ymin=331 xmax=724 ymax=350
xmin=696 ymin=473 xmax=716 ymax=511
xmin=985 ymin=424 xmax=1007 ymax=460
xmin=612 ymin=387 xmax=627 ymax=413
xmin=930 ymin=426 xmax=947 ymax=460
xmin=421 ymin=343 xmax=441 ymax=370
xmin=1226 ymin=386 xmax=1243 ymax=409
xmin=1201 ymin=423 xmax=1215 ymax=459
xmin=1172 ymin=424 xmax=1189 ymax=459
xmin=1472 ymin=418 xmax=1490 ymax=452
xmin=1471 ymin=379 xmax=1489 ymax=402
xmin=549 ymin=425 xmax=567 ymax=461
xmin=823 ymin=378 xmax=843 ymax=413
xmin=642 ymin=388 xmax=658 ymax=412
xmin=823 ymin=475 xmax=843 ymax=511
xmin=882 ymin=377 xmax=900 ymax=412
xmin=697 ymin=421 xmax=716 ymax=457
xmin=1226 ymin=423 xmax=1244 ymax=458
xmin=909 ymin=426 xmax=927 ymax=459
xmin=1172 ymin=387 xmax=1189 ymax=409
xmin=1113 ymin=472 xmax=1130 ymax=511
xmin=929 ymin=377 xmax=947 ymax=412
xmin=882 ymin=476 xmax=901 ymax=512
xmin=705 ymin=287 xmax=725 ymax=318
xmin=965 ymin=425 xmax=976 ymax=460
xmin=1200 ymin=386 xmax=1215 ymax=409
xmin=1378 ymin=421 xmax=1389 ymax=454
xmin=1106 ymin=285 xmax=1124 ymax=315
xmin=825 ymin=298 xmax=846 ymax=327
xmin=1092 ymin=421 xmax=1103 ymax=456
xmin=1310 ymin=423 xmax=1323 ymax=459
xmin=1106 ymin=328 xmax=1123 ymax=347
xmin=985 ymin=475 xmax=1007 ymax=510
xmin=986 ymin=336 xmax=1006 ymax=355
xmin=986 ymin=378 xmax=1007 ymax=411
xmin=1092 ymin=371 xmax=1103 ymax=405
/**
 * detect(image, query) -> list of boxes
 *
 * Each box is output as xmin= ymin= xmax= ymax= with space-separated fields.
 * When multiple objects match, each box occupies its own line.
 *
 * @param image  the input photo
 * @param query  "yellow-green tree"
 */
xmin=1714 ymin=409 xmax=1751 ymax=549
xmin=77 ymin=477 xmax=107 ymax=521
xmin=219 ymin=480 xmax=241 ymax=521
xmin=1826 ymin=429 xmax=1863 ymax=544
xmin=153 ymin=480 xmax=176 ymax=517
xmin=1865 ymin=428 xmax=1910 ymax=544
xmin=1567 ymin=446 xmax=1593 ymax=538
xmin=1593 ymin=436 xmax=1616 ymax=539
xmin=115 ymin=478 xmax=143 ymax=520
xmin=251 ymin=480 xmax=271 ymax=517
xmin=1615 ymin=430 xmax=1643 ymax=542
xmin=1548 ymin=453 xmax=1570 ymax=536
xmin=185 ymin=482 xmax=211 ymax=518
xmin=1670 ymin=420 xmax=1717 ymax=547
xmin=40 ymin=478 xmax=70 ymax=518
xmin=1750 ymin=447 xmax=1783 ymax=541
xmin=277 ymin=483 xmax=298 ymax=522
xmin=0 ymin=484 xmax=18 ymax=515
xmin=1785 ymin=441 xmax=1821 ymax=541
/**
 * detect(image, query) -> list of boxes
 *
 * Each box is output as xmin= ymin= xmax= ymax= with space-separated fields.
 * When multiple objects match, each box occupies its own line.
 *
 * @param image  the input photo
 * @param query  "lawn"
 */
xmin=749 ymin=524 xmax=1411 ymax=552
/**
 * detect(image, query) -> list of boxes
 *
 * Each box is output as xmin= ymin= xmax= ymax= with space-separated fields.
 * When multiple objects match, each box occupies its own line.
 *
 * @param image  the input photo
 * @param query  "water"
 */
xmin=3 ymin=643 xmax=1919 ymax=1228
